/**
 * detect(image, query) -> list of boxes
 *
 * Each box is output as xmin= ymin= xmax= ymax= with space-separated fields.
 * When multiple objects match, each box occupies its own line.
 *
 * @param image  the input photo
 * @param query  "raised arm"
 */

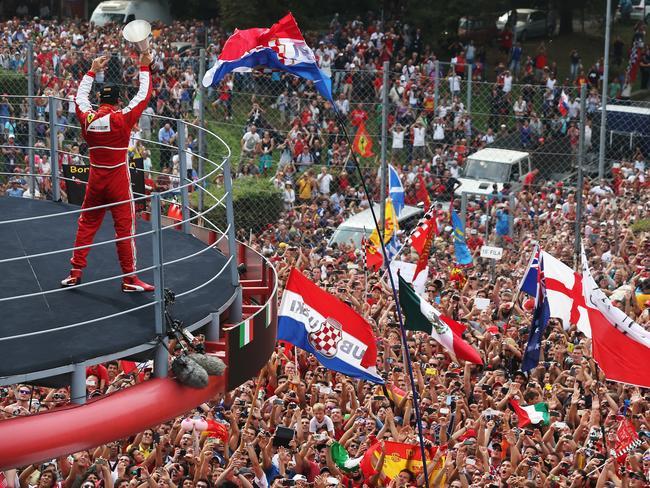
xmin=122 ymin=51 xmax=153 ymax=127
xmin=75 ymin=56 xmax=108 ymax=118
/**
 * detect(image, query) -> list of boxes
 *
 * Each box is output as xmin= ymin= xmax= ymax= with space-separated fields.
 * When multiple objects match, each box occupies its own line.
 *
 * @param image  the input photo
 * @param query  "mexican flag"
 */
xmin=398 ymin=275 xmax=483 ymax=365
xmin=510 ymin=399 xmax=550 ymax=427
xmin=330 ymin=442 xmax=363 ymax=473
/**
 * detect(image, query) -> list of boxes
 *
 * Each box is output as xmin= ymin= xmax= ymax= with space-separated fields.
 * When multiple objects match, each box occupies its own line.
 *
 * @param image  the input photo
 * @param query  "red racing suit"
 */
xmin=70 ymin=66 xmax=152 ymax=274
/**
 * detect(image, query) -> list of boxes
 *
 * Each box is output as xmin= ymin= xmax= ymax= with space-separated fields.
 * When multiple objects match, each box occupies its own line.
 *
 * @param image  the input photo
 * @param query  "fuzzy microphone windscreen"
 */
xmin=188 ymin=353 xmax=227 ymax=376
xmin=171 ymin=355 xmax=209 ymax=389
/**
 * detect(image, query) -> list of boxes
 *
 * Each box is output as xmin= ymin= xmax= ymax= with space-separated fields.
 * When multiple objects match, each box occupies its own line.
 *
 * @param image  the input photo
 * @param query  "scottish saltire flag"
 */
xmin=451 ymin=210 xmax=472 ymax=266
xmin=522 ymin=254 xmax=551 ymax=372
xmin=518 ymin=244 xmax=540 ymax=296
xmin=202 ymin=13 xmax=333 ymax=102
xmin=386 ymin=233 xmax=400 ymax=261
xmin=388 ymin=164 xmax=404 ymax=217
xmin=278 ymin=268 xmax=383 ymax=383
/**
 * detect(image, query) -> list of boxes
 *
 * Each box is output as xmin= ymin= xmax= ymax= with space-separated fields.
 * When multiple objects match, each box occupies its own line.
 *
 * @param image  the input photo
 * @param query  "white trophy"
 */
xmin=122 ymin=19 xmax=152 ymax=52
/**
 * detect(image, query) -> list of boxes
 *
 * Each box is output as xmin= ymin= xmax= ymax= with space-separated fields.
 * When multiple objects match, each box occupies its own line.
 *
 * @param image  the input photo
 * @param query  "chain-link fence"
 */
xmin=2 ymin=39 xmax=649 ymax=239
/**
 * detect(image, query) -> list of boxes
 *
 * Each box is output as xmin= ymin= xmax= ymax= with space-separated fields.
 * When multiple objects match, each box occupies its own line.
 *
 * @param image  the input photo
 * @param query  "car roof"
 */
xmin=467 ymin=148 xmax=530 ymax=164
xmin=339 ymin=203 xmax=423 ymax=231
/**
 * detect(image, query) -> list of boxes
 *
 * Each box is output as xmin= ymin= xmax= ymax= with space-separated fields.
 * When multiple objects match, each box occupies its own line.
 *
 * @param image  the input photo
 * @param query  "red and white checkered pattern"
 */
xmin=309 ymin=318 xmax=342 ymax=358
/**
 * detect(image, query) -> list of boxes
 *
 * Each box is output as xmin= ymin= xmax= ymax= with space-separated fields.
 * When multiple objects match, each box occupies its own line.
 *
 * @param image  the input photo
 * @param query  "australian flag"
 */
xmin=519 ymin=244 xmax=540 ymax=296
xmin=522 ymin=254 xmax=551 ymax=372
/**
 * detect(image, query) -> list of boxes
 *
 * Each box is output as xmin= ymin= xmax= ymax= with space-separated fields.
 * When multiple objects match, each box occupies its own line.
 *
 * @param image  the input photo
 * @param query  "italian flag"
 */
xmin=265 ymin=302 xmax=273 ymax=328
xmin=330 ymin=442 xmax=363 ymax=473
xmin=398 ymin=275 xmax=483 ymax=364
xmin=510 ymin=399 xmax=550 ymax=427
xmin=239 ymin=318 xmax=254 ymax=347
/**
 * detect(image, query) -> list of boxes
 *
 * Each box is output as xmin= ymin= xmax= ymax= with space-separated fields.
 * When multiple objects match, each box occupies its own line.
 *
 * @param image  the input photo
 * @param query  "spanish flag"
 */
xmin=352 ymin=121 xmax=374 ymax=158
xmin=359 ymin=441 xmax=445 ymax=484
xmin=369 ymin=198 xmax=398 ymax=248
xmin=375 ymin=383 xmax=407 ymax=405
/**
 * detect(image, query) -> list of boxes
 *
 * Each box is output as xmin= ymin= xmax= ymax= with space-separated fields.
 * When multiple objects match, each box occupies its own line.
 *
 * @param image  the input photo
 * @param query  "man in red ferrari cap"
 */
xmin=61 ymin=52 xmax=154 ymax=292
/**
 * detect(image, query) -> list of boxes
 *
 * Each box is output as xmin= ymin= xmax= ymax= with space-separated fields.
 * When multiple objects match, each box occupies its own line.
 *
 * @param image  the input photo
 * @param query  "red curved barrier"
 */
xmin=0 ymin=376 xmax=225 ymax=469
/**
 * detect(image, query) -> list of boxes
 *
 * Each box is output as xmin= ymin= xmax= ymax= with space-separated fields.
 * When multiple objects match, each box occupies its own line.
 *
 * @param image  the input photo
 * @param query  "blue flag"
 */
xmin=522 ymin=255 xmax=551 ymax=372
xmin=388 ymin=164 xmax=404 ymax=217
xmin=451 ymin=210 xmax=473 ymax=266
xmin=519 ymin=245 xmax=540 ymax=296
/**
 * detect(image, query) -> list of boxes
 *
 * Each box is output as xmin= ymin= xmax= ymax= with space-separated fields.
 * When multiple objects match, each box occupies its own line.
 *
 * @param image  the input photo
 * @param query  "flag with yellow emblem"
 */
xmin=369 ymin=198 xmax=398 ymax=248
xmin=359 ymin=441 xmax=445 ymax=484
xmin=352 ymin=121 xmax=374 ymax=157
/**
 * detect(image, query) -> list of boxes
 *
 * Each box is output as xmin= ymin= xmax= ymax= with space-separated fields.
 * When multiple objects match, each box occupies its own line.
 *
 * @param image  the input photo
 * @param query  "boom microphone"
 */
xmin=188 ymin=353 xmax=227 ymax=376
xmin=171 ymin=355 xmax=209 ymax=389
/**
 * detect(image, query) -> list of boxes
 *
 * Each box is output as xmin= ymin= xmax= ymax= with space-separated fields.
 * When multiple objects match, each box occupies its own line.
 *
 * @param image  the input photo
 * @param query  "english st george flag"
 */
xmin=521 ymin=248 xmax=650 ymax=387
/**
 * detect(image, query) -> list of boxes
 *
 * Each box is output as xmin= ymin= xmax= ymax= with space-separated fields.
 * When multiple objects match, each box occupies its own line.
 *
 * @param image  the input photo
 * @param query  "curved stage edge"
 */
xmin=0 ymin=377 xmax=225 ymax=469
xmin=0 ymin=221 xmax=278 ymax=469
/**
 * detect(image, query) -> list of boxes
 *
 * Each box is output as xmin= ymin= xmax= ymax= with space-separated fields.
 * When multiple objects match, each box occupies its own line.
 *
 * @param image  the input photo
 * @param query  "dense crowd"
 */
xmin=1 ymin=12 xmax=650 ymax=488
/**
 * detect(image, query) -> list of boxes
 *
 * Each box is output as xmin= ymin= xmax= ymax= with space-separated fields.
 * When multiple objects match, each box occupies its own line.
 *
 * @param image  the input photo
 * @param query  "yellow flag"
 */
xmin=369 ymin=198 xmax=399 ymax=248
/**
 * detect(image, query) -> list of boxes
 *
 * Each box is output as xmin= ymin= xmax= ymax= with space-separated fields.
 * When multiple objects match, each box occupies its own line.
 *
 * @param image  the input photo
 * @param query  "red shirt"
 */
xmin=350 ymin=108 xmax=368 ymax=127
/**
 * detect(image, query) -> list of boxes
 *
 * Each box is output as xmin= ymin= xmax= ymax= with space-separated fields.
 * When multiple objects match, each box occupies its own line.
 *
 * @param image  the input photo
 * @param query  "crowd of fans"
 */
xmin=1 ymin=11 xmax=650 ymax=488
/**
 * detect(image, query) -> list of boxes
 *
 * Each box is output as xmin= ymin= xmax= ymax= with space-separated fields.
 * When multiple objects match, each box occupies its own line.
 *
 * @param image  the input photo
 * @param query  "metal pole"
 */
xmin=206 ymin=312 xmax=220 ymax=342
xmin=70 ymin=364 xmax=86 ymax=405
xmin=574 ymin=84 xmax=587 ymax=266
xmin=460 ymin=191 xmax=468 ymax=228
xmin=198 ymin=48 xmax=207 ymax=216
xmin=154 ymin=339 xmax=169 ymax=379
xmin=27 ymin=42 xmax=35 ymax=199
xmin=151 ymin=193 xmax=165 ymax=335
xmin=177 ymin=120 xmax=190 ymax=234
xmin=466 ymin=63 xmax=473 ymax=114
xmin=48 ymin=96 xmax=60 ymax=201
xmin=433 ymin=60 xmax=440 ymax=117
xmin=150 ymin=192 xmax=168 ymax=378
xmin=598 ymin=0 xmax=612 ymax=180
xmin=508 ymin=193 xmax=515 ymax=238
xmin=223 ymin=157 xmax=242 ymax=323
xmin=379 ymin=61 xmax=389 ymax=237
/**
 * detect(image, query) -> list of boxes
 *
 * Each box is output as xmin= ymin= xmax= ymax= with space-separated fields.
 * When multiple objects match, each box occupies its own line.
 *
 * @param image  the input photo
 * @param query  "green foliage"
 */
xmin=630 ymin=219 xmax=650 ymax=234
xmin=0 ymin=69 xmax=28 ymax=96
xmin=204 ymin=176 xmax=283 ymax=234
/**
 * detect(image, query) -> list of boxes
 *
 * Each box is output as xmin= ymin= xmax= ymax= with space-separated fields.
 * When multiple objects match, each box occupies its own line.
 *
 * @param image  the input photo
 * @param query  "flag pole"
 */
xmin=334 ymin=111 xmax=431 ymax=488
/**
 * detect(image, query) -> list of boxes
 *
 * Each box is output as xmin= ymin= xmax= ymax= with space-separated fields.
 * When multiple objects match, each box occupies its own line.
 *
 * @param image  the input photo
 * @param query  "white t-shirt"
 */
xmin=502 ymin=75 xmax=513 ymax=93
xmin=413 ymin=126 xmax=426 ymax=147
xmin=433 ymin=123 xmax=445 ymax=141
xmin=318 ymin=173 xmax=333 ymax=194
xmin=392 ymin=130 xmax=405 ymax=149
xmin=242 ymin=132 xmax=260 ymax=152
xmin=309 ymin=414 xmax=335 ymax=433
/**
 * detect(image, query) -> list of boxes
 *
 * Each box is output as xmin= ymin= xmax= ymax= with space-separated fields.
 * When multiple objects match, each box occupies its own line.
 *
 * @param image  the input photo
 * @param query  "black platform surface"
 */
xmin=0 ymin=197 xmax=235 ymax=379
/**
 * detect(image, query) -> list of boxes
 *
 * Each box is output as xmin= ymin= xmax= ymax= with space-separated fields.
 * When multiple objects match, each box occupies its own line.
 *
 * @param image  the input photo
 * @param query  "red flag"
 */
xmin=360 ymin=441 xmax=439 ymax=482
xmin=408 ymin=213 xmax=438 ymax=255
xmin=580 ymin=250 xmax=650 ymax=388
xmin=352 ymin=121 xmax=374 ymax=157
xmin=363 ymin=235 xmax=383 ymax=272
xmin=614 ymin=418 xmax=641 ymax=461
xmin=413 ymin=214 xmax=437 ymax=280
xmin=416 ymin=173 xmax=431 ymax=208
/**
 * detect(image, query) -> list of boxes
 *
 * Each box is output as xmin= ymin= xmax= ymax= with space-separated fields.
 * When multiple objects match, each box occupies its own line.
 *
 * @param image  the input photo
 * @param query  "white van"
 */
xmin=328 ymin=204 xmax=424 ymax=248
xmin=90 ymin=0 xmax=172 ymax=26
xmin=456 ymin=148 xmax=532 ymax=196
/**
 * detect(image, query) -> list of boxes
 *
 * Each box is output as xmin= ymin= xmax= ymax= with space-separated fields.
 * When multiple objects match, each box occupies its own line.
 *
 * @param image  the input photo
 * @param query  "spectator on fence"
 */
xmin=158 ymin=122 xmax=176 ymax=169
